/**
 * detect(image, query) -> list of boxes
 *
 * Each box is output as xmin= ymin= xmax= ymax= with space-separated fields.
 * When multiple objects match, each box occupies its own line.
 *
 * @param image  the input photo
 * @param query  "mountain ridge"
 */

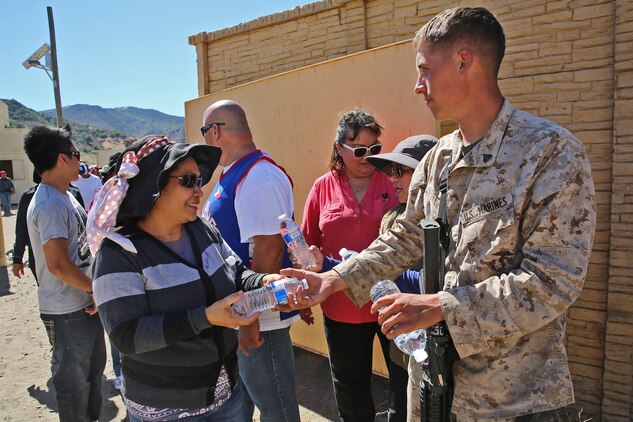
xmin=40 ymin=103 xmax=185 ymax=143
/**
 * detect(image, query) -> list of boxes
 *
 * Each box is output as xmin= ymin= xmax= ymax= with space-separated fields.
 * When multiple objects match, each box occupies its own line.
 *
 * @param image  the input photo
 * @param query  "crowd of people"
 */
xmin=5 ymin=6 xmax=595 ymax=422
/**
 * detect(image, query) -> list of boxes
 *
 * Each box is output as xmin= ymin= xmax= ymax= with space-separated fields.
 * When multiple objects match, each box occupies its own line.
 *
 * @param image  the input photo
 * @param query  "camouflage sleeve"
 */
xmin=334 ymin=159 xmax=429 ymax=306
xmin=439 ymin=139 xmax=596 ymax=358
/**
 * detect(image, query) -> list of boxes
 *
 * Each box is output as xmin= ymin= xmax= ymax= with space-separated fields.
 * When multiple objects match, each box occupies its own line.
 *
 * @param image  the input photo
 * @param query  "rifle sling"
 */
xmin=436 ymin=154 xmax=452 ymax=258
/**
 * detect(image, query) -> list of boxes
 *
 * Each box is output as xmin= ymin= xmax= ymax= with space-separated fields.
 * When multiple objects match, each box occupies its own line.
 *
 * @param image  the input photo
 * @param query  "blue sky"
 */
xmin=1 ymin=0 xmax=304 ymax=117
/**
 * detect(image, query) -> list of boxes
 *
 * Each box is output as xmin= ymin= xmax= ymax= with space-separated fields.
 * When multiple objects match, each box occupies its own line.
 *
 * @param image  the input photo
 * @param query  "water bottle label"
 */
xmin=271 ymin=281 xmax=289 ymax=304
xmin=282 ymin=230 xmax=302 ymax=244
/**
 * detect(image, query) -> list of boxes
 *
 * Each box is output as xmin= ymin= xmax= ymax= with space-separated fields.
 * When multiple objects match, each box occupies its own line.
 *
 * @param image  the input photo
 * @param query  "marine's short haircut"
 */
xmin=414 ymin=7 xmax=505 ymax=76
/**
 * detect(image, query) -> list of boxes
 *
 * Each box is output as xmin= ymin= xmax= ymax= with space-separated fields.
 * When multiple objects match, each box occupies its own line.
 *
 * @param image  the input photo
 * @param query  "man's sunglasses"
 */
xmin=339 ymin=142 xmax=382 ymax=158
xmin=200 ymin=122 xmax=226 ymax=136
xmin=168 ymin=174 xmax=203 ymax=188
xmin=389 ymin=163 xmax=409 ymax=178
xmin=56 ymin=150 xmax=81 ymax=160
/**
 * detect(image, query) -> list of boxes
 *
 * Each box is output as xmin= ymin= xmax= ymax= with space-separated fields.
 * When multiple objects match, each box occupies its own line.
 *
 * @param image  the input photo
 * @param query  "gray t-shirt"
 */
xmin=27 ymin=183 xmax=93 ymax=314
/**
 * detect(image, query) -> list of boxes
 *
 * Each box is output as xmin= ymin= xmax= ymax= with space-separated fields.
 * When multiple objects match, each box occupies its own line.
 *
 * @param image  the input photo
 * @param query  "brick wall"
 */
xmin=189 ymin=1 xmax=632 ymax=419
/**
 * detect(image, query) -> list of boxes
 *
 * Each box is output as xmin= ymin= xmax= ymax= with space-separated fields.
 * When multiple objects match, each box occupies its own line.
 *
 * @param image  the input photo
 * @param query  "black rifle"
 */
xmin=419 ymin=219 xmax=457 ymax=422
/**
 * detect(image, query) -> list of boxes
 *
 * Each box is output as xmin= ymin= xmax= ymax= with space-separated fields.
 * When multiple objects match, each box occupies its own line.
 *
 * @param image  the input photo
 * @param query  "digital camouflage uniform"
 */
xmin=335 ymin=100 xmax=596 ymax=421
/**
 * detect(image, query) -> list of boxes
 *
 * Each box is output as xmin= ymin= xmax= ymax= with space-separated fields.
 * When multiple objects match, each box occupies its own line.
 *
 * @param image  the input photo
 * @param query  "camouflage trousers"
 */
xmin=407 ymin=356 xmax=565 ymax=422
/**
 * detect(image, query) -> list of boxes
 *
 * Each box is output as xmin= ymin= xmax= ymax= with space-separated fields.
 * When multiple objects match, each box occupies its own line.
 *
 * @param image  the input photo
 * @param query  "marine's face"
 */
xmin=414 ymin=42 xmax=463 ymax=120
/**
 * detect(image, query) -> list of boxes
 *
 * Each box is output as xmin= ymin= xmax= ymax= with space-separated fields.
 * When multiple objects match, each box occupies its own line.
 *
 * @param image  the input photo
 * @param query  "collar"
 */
xmin=452 ymin=99 xmax=514 ymax=170
xmin=221 ymin=149 xmax=262 ymax=175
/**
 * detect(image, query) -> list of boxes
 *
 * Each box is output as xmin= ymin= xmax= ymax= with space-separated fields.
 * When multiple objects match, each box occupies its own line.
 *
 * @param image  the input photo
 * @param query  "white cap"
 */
xmin=412 ymin=349 xmax=428 ymax=363
xmin=299 ymin=278 xmax=309 ymax=289
xmin=278 ymin=213 xmax=287 ymax=220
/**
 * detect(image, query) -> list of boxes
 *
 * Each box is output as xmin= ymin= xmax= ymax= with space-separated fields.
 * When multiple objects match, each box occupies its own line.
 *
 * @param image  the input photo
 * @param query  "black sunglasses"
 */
xmin=339 ymin=142 xmax=382 ymax=158
xmin=389 ymin=163 xmax=409 ymax=178
xmin=56 ymin=150 xmax=81 ymax=160
xmin=200 ymin=122 xmax=226 ymax=136
xmin=168 ymin=174 xmax=203 ymax=188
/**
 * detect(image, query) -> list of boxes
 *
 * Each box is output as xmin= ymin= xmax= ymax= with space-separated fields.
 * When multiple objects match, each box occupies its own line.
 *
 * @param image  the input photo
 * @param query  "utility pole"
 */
xmin=47 ymin=6 xmax=64 ymax=127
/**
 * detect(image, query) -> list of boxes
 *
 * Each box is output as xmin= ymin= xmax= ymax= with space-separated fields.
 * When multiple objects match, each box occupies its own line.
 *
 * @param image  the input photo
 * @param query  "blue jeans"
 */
xmin=110 ymin=340 xmax=121 ymax=377
xmin=0 ymin=192 xmax=11 ymax=213
xmin=237 ymin=327 xmax=300 ymax=422
xmin=41 ymin=310 xmax=106 ymax=422
xmin=128 ymin=384 xmax=248 ymax=422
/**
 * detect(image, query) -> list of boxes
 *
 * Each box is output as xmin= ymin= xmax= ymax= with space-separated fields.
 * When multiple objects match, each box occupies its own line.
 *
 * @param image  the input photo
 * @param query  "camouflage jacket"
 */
xmin=335 ymin=100 xmax=596 ymax=419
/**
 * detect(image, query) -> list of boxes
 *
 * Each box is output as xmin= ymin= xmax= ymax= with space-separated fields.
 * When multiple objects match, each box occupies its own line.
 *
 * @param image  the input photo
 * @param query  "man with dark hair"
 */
xmin=23 ymin=125 xmax=106 ymax=422
xmin=282 ymin=7 xmax=596 ymax=421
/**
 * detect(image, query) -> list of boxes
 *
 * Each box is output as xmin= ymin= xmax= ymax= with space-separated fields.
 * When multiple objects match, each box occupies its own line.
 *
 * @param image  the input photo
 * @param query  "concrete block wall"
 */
xmin=189 ymin=1 xmax=632 ymax=419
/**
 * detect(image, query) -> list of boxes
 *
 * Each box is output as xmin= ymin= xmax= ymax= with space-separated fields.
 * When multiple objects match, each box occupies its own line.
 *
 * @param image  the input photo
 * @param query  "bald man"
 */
xmin=201 ymin=100 xmax=301 ymax=422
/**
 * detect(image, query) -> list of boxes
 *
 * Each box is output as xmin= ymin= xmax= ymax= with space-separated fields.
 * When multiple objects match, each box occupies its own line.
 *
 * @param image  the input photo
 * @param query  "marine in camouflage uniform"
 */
xmin=281 ymin=7 xmax=596 ymax=421
xmin=334 ymin=99 xmax=596 ymax=420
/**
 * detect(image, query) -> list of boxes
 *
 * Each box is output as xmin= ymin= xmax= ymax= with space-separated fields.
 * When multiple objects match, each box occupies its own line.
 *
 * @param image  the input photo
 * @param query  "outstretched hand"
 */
xmin=276 ymin=269 xmax=346 ymax=312
xmin=370 ymin=293 xmax=444 ymax=339
xmin=206 ymin=291 xmax=261 ymax=329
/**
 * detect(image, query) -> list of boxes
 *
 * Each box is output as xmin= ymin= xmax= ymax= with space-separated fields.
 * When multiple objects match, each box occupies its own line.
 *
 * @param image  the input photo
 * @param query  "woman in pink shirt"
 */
xmin=301 ymin=110 xmax=401 ymax=422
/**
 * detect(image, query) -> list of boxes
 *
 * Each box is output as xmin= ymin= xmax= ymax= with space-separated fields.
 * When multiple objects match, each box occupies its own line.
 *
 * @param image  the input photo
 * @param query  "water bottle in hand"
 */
xmin=339 ymin=248 xmax=359 ymax=261
xmin=279 ymin=214 xmax=316 ymax=269
xmin=370 ymin=280 xmax=428 ymax=363
xmin=232 ymin=278 xmax=308 ymax=317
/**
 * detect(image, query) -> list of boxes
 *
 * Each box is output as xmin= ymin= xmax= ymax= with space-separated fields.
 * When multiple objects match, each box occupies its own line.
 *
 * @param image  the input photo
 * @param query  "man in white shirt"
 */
xmin=72 ymin=162 xmax=102 ymax=207
xmin=201 ymin=100 xmax=302 ymax=422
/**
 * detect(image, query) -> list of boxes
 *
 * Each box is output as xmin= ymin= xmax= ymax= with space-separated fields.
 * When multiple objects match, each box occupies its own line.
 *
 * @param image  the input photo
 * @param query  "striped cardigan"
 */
xmin=92 ymin=218 xmax=264 ymax=408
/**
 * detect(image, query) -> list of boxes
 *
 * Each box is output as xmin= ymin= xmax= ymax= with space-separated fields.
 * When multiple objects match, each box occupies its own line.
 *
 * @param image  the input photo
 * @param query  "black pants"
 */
xmin=324 ymin=315 xmax=408 ymax=422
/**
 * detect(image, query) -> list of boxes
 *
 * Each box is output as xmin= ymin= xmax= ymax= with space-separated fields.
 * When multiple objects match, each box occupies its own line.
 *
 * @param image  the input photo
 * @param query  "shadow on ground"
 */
xmin=27 ymin=374 xmax=126 ymax=421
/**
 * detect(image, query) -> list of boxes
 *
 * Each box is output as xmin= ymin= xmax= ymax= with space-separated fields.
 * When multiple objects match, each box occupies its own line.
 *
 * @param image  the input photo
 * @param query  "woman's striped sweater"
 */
xmin=92 ymin=217 xmax=264 ymax=409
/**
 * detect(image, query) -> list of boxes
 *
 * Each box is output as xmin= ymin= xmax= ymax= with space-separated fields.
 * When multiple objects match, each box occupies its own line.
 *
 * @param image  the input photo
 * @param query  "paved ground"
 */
xmin=0 ymin=207 xmax=390 ymax=421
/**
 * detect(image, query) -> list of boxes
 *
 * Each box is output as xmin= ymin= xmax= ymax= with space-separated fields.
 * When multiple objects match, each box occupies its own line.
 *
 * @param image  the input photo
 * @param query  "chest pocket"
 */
xmin=321 ymin=203 xmax=343 ymax=221
xmin=459 ymin=193 xmax=515 ymax=247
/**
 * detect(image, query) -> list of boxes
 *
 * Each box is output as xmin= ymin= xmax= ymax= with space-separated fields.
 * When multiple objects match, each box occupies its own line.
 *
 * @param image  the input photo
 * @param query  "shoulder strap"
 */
xmin=436 ymin=154 xmax=453 ymax=256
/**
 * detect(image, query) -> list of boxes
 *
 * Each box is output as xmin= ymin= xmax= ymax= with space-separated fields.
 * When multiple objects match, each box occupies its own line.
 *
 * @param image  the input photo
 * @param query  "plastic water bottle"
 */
xmin=279 ymin=214 xmax=316 ymax=269
xmin=232 ymin=278 xmax=308 ymax=317
xmin=339 ymin=248 xmax=359 ymax=261
xmin=370 ymin=280 xmax=428 ymax=363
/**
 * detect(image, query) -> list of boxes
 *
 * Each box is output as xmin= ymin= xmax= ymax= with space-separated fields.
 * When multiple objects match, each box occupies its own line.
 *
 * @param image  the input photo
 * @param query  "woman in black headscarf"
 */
xmin=88 ymin=136 xmax=280 ymax=421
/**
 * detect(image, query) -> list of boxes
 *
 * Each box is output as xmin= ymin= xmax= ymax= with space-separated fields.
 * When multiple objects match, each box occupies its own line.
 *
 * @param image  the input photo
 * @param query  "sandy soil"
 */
xmin=0 ymin=212 xmax=126 ymax=421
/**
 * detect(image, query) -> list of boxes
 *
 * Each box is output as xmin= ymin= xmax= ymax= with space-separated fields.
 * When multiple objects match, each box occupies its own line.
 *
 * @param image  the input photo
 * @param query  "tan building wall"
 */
xmin=189 ymin=1 xmax=633 ymax=420
xmin=0 ymin=101 xmax=34 ymax=202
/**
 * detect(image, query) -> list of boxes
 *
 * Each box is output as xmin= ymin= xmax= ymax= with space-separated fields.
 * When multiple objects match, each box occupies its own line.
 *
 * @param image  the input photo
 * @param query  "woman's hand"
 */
xmin=205 ymin=291 xmax=260 ymax=329
xmin=288 ymin=245 xmax=323 ymax=272
xmin=261 ymin=273 xmax=286 ymax=285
